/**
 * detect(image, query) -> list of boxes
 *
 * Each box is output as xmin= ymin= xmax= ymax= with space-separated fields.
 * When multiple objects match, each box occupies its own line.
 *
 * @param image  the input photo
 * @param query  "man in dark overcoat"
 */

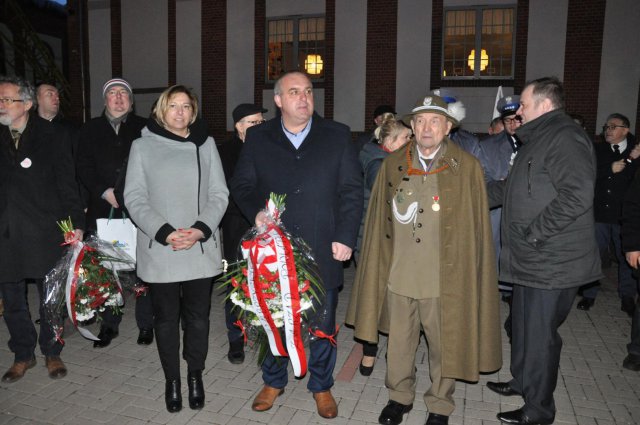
xmin=622 ymin=170 xmax=640 ymax=371
xmin=231 ymin=71 xmax=362 ymax=419
xmin=0 ymin=75 xmax=85 ymax=382
xmin=576 ymin=112 xmax=640 ymax=314
xmin=76 ymin=78 xmax=151 ymax=348
xmin=486 ymin=77 xmax=602 ymax=425
xmin=219 ymin=103 xmax=267 ymax=364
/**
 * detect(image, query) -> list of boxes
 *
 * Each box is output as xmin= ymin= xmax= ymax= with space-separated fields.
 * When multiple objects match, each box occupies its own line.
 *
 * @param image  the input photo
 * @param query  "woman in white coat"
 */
xmin=125 ymin=85 xmax=228 ymax=413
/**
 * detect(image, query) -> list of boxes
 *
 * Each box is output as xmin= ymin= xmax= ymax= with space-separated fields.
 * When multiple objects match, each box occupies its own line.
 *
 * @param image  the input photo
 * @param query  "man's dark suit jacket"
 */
xmin=230 ymin=114 xmax=363 ymax=289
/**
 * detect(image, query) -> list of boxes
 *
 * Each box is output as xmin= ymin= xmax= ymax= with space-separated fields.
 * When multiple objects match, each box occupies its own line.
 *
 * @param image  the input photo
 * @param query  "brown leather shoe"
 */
xmin=251 ymin=385 xmax=284 ymax=411
xmin=1 ymin=358 xmax=36 ymax=383
xmin=45 ymin=356 xmax=67 ymax=379
xmin=313 ymin=390 xmax=338 ymax=419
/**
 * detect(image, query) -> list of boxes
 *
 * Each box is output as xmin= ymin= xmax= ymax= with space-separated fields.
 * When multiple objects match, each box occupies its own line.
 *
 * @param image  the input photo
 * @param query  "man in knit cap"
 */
xmin=76 ymin=78 xmax=153 ymax=348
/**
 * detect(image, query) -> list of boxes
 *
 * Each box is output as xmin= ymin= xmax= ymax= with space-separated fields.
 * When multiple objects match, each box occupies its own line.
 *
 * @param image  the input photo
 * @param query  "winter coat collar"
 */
xmin=146 ymin=117 xmax=209 ymax=147
xmin=515 ymin=109 xmax=566 ymax=144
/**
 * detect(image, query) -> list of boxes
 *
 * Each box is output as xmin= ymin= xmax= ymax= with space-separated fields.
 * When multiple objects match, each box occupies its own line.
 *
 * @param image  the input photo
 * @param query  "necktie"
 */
xmin=613 ymin=145 xmax=620 ymax=154
xmin=10 ymin=129 xmax=20 ymax=150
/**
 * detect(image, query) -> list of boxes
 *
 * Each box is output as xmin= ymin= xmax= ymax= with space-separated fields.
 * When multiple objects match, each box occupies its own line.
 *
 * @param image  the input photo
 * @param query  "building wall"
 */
xmin=227 ymin=0 xmax=255 ymax=129
xmin=597 ymin=0 xmax=640 ymax=132
xmin=396 ymin=0 xmax=432 ymax=118
xmin=87 ymin=0 xmax=111 ymax=118
xmin=82 ymin=0 xmax=640 ymax=136
xmin=121 ymin=0 xmax=168 ymax=117
xmin=333 ymin=0 xmax=366 ymax=131
xmin=526 ymin=0 xmax=568 ymax=80
xmin=177 ymin=0 xmax=202 ymax=102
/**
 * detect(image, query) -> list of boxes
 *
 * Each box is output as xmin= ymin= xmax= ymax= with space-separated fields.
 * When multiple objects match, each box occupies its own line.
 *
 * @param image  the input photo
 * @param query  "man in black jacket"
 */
xmin=485 ymin=77 xmax=601 ymax=425
xmin=576 ymin=113 xmax=640 ymax=314
xmin=622 ymin=170 xmax=640 ymax=371
xmin=0 ymin=75 xmax=85 ymax=382
xmin=76 ymin=78 xmax=152 ymax=348
xmin=219 ymin=103 xmax=267 ymax=364
xmin=231 ymin=71 xmax=362 ymax=419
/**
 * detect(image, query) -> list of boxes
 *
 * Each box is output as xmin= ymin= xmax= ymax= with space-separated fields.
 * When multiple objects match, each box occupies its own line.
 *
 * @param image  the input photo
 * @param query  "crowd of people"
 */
xmin=0 ymin=72 xmax=638 ymax=425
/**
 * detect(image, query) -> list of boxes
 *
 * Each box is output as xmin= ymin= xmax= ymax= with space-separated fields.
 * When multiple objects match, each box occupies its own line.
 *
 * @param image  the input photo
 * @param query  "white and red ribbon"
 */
xmin=64 ymin=242 xmax=123 ymax=341
xmin=242 ymin=224 xmax=307 ymax=377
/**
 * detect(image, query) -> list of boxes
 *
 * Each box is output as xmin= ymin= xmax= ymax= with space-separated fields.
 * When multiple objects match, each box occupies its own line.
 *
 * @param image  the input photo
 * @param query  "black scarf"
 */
xmin=147 ymin=116 xmax=208 ymax=147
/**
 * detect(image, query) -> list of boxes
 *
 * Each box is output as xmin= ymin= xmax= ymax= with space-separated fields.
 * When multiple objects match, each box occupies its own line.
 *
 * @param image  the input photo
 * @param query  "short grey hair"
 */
xmin=0 ymin=75 xmax=35 ymax=103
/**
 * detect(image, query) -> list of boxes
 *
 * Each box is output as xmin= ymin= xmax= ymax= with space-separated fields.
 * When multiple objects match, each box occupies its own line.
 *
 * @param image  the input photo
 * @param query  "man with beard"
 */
xmin=0 ymin=75 xmax=84 ymax=382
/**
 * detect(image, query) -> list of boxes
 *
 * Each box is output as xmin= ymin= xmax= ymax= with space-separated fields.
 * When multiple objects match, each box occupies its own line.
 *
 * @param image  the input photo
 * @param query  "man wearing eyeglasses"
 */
xmin=0 ymin=75 xmax=85 ymax=382
xmin=480 ymin=95 xmax=522 ymax=343
xmin=576 ymin=113 xmax=640 ymax=315
xmin=218 ymin=103 xmax=267 ymax=365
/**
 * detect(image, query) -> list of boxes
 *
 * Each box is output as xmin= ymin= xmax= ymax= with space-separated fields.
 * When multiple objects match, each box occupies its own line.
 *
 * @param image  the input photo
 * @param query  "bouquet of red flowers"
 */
xmin=218 ymin=193 xmax=324 ymax=377
xmin=43 ymin=218 xmax=136 ymax=343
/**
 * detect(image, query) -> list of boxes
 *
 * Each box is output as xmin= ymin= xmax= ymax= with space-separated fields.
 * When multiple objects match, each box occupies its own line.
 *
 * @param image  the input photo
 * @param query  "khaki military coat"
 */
xmin=345 ymin=139 xmax=502 ymax=382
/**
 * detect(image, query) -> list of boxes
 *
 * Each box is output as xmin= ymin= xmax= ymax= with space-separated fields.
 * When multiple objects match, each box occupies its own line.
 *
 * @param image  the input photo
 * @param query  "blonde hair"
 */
xmin=374 ymin=113 xmax=408 ymax=145
xmin=153 ymin=85 xmax=199 ymax=128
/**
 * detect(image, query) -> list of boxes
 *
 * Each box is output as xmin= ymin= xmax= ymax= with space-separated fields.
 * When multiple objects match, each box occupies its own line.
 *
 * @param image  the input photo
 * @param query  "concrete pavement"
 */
xmin=0 ymin=265 xmax=638 ymax=425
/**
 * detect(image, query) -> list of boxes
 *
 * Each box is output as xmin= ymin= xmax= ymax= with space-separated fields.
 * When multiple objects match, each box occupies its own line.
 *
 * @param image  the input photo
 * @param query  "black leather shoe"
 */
xmin=497 ymin=408 xmax=553 ymax=425
xmin=623 ymin=354 xmax=640 ymax=371
xmin=426 ymin=413 xmax=449 ymax=425
xmin=187 ymin=370 xmax=205 ymax=409
xmin=576 ymin=297 xmax=595 ymax=311
xmin=137 ymin=328 xmax=154 ymax=345
xmin=487 ymin=381 xmax=521 ymax=396
xmin=93 ymin=327 xmax=118 ymax=348
xmin=227 ymin=339 xmax=245 ymax=364
xmin=165 ymin=379 xmax=182 ymax=413
xmin=621 ymin=297 xmax=636 ymax=317
xmin=378 ymin=400 xmax=413 ymax=425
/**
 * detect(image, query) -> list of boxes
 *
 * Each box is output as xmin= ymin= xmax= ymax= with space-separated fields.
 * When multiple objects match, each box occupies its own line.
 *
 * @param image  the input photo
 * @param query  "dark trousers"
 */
xmin=101 ymin=275 xmax=154 ymax=331
xmin=2 ymin=279 xmax=62 ymax=362
xmin=509 ymin=284 xmax=578 ymax=423
xmin=629 ymin=298 xmax=640 ymax=359
xmin=262 ymin=288 xmax=338 ymax=393
xmin=583 ymin=223 xmax=638 ymax=299
xmin=148 ymin=278 xmax=213 ymax=380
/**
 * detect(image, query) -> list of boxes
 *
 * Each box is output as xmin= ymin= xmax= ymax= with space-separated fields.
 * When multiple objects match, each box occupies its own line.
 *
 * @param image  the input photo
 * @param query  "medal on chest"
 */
xmin=432 ymin=195 xmax=440 ymax=212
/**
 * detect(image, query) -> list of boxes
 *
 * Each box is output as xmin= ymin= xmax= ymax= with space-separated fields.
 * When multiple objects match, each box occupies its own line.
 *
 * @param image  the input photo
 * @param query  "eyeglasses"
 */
xmin=602 ymin=125 xmax=628 ymax=131
xmin=503 ymin=117 xmax=521 ymax=124
xmin=241 ymin=119 xmax=266 ymax=125
xmin=0 ymin=98 xmax=25 ymax=105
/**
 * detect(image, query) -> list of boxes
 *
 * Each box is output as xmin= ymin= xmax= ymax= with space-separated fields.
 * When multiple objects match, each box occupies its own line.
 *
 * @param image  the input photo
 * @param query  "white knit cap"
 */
xmin=102 ymin=78 xmax=133 ymax=99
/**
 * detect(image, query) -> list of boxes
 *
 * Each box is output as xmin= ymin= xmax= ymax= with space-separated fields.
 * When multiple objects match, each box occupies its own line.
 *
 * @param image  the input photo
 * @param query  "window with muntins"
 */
xmin=442 ymin=6 xmax=515 ymax=79
xmin=267 ymin=15 xmax=325 ymax=82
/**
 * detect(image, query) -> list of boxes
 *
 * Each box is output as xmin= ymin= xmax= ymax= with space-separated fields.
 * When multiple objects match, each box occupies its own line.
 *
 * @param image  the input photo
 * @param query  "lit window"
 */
xmin=442 ymin=7 xmax=515 ymax=78
xmin=267 ymin=16 xmax=325 ymax=82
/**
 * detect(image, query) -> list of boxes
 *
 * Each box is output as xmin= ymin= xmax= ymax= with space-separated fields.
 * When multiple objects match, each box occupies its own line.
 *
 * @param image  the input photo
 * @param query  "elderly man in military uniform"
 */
xmin=347 ymin=94 xmax=501 ymax=425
